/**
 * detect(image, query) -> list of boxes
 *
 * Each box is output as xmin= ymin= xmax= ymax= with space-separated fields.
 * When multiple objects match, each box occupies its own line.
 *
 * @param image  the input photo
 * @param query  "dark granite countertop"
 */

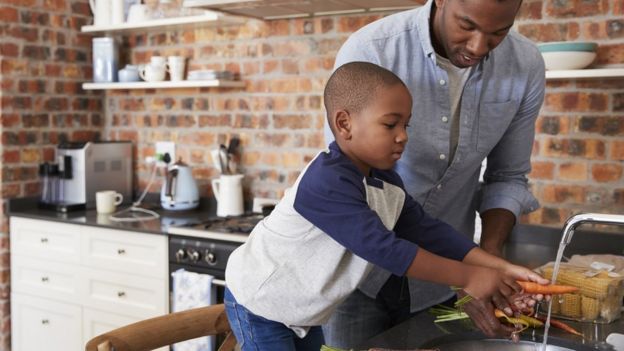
xmin=7 ymin=196 xmax=223 ymax=235
xmin=359 ymin=224 xmax=624 ymax=350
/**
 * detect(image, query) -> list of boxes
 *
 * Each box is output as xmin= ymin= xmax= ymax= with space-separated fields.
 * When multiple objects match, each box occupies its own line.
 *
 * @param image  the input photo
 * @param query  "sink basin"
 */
xmin=420 ymin=334 xmax=600 ymax=351
xmin=424 ymin=339 xmax=581 ymax=350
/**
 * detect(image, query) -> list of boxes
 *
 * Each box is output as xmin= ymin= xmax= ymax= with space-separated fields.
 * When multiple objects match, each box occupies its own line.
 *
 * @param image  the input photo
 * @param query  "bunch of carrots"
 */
xmin=431 ymin=281 xmax=583 ymax=337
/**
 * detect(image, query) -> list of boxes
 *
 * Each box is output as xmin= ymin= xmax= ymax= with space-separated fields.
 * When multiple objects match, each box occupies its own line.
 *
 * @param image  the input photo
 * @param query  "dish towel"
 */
xmin=172 ymin=269 xmax=216 ymax=351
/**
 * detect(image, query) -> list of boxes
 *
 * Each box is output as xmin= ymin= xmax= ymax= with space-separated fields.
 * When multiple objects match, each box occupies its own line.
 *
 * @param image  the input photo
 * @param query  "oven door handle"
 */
xmin=212 ymin=279 xmax=226 ymax=287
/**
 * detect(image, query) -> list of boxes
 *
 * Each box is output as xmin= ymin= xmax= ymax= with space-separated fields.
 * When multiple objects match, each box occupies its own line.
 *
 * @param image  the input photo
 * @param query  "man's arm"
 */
xmin=479 ymin=208 xmax=515 ymax=257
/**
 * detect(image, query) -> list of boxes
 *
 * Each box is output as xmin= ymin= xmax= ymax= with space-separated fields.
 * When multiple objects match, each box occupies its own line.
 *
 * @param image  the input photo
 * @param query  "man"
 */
xmin=323 ymin=0 xmax=545 ymax=347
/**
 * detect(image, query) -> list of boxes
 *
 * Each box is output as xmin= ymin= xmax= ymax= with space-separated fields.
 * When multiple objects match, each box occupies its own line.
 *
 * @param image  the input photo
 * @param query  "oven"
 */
xmin=167 ymin=214 xmax=263 ymax=349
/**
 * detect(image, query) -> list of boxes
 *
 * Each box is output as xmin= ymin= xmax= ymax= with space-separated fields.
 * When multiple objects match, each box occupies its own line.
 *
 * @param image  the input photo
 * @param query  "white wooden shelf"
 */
xmin=545 ymin=68 xmax=624 ymax=80
xmin=82 ymin=80 xmax=245 ymax=90
xmin=80 ymin=13 xmax=245 ymax=35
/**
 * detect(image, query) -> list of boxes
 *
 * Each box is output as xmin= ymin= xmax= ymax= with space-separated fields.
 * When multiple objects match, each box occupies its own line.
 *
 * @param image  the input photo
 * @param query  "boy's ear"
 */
xmin=334 ymin=110 xmax=352 ymax=140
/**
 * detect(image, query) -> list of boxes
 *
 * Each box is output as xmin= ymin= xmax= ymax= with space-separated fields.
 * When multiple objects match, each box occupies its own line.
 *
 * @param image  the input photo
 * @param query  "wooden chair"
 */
xmin=85 ymin=304 xmax=236 ymax=351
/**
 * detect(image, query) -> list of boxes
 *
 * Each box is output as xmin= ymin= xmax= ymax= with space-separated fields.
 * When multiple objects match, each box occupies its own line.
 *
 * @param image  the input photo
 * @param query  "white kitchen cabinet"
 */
xmin=10 ymin=216 xmax=168 ymax=351
xmin=11 ymin=293 xmax=82 ymax=351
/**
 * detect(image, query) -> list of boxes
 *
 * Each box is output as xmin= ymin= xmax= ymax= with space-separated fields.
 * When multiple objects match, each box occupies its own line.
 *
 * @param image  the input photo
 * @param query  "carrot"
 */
xmin=536 ymin=316 xmax=583 ymax=336
xmin=516 ymin=281 xmax=579 ymax=294
xmin=494 ymin=309 xmax=543 ymax=328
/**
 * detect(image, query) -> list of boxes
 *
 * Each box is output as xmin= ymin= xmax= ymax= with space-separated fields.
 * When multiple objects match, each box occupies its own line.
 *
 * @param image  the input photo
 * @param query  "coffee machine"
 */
xmin=40 ymin=141 xmax=133 ymax=212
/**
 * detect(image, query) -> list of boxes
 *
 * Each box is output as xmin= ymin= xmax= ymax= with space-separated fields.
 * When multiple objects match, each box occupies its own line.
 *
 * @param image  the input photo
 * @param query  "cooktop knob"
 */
xmin=205 ymin=251 xmax=217 ymax=265
xmin=175 ymin=249 xmax=187 ymax=261
xmin=187 ymin=249 xmax=201 ymax=262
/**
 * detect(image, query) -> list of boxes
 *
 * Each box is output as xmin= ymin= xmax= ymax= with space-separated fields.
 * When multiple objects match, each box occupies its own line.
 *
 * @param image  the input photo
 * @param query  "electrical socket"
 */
xmin=155 ymin=141 xmax=176 ymax=166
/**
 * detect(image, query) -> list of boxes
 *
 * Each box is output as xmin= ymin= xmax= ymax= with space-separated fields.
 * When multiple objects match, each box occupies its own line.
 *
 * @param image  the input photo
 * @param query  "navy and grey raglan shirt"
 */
xmin=225 ymin=142 xmax=477 ymax=336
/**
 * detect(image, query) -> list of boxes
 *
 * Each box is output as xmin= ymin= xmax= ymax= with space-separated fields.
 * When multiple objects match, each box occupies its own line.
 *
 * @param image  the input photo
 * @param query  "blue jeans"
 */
xmin=224 ymin=288 xmax=325 ymax=351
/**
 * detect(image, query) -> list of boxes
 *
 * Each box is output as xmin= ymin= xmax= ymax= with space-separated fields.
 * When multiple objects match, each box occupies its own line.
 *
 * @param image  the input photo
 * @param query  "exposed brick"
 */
xmin=577 ymin=116 xmax=624 ymax=135
xmin=545 ymin=92 xmax=608 ymax=112
xmin=0 ymin=7 xmax=18 ymax=22
xmin=541 ymin=184 xmax=585 ymax=204
xmin=0 ymin=43 xmax=19 ymax=57
xmin=612 ymin=141 xmax=624 ymax=161
xmin=615 ymin=93 xmax=624 ymax=111
xmin=529 ymin=161 xmax=555 ymax=179
xmin=591 ymin=163 xmax=623 ymax=182
xmin=517 ymin=0 xmax=543 ymax=20
xmin=2 ymin=151 xmax=20 ymax=164
xmin=597 ymin=43 xmax=624 ymax=65
xmin=558 ymin=162 xmax=588 ymax=181
xmin=615 ymin=189 xmax=624 ymax=206
xmin=518 ymin=23 xmax=580 ymax=42
xmin=545 ymin=0 xmax=609 ymax=17
xmin=606 ymin=19 xmax=624 ymax=39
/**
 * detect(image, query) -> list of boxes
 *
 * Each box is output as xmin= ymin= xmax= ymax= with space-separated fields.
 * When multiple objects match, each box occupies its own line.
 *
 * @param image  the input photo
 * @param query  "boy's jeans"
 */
xmin=224 ymin=288 xmax=325 ymax=351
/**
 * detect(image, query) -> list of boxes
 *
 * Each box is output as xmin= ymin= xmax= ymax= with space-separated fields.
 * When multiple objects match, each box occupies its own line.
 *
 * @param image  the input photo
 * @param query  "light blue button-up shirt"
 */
xmin=325 ymin=0 xmax=545 ymax=311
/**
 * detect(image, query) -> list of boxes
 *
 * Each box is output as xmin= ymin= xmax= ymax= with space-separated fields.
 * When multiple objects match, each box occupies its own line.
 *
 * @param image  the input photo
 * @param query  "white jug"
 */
xmin=211 ymin=174 xmax=244 ymax=217
xmin=89 ymin=0 xmax=111 ymax=26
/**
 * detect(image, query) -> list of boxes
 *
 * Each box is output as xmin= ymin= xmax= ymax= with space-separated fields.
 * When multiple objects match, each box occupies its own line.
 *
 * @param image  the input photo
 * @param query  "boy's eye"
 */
xmin=384 ymin=123 xmax=397 ymax=129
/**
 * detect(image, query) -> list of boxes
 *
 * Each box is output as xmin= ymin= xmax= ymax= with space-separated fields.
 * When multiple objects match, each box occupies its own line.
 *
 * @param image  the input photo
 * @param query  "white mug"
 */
xmin=211 ymin=174 xmax=244 ymax=217
xmin=150 ymin=56 xmax=166 ymax=67
xmin=167 ymin=56 xmax=186 ymax=81
xmin=127 ymin=3 xmax=150 ymax=23
xmin=139 ymin=63 xmax=166 ymax=82
xmin=96 ymin=190 xmax=123 ymax=214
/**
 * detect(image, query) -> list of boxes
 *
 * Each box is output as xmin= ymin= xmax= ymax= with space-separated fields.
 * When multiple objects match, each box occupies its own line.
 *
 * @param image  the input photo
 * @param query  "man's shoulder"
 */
xmin=347 ymin=7 xmax=423 ymax=45
xmin=497 ymin=31 xmax=543 ymax=65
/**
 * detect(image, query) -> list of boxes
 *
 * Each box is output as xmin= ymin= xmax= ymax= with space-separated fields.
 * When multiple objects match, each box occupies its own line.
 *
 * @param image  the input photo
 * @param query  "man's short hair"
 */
xmin=324 ymin=62 xmax=407 ymax=132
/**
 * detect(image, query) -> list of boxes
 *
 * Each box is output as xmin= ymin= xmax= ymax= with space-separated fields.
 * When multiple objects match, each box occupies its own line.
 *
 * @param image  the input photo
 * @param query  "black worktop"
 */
xmin=7 ymin=196 xmax=222 ymax=235
xmin=359 ymin=224 xmax=624 ymax=350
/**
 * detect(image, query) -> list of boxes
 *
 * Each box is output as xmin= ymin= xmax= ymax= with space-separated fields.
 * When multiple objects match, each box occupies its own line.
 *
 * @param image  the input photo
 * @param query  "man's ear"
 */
xmin=334 ymin=110 xmax=352 ymax=140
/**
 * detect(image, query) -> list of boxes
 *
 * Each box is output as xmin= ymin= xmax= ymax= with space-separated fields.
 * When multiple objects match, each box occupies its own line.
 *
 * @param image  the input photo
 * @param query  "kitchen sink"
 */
xmin=420 ymin=333 xmax=606 ymax=351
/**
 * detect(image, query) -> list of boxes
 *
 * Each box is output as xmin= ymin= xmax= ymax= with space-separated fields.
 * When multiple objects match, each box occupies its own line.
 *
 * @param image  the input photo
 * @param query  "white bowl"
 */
xmin=540 ymin=51 xmax=597 ymax=71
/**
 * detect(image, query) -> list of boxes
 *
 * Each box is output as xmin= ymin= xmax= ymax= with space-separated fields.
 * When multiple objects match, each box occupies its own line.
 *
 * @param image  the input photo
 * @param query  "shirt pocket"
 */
xmin=475 ymin=99 xmax=518 ymax=153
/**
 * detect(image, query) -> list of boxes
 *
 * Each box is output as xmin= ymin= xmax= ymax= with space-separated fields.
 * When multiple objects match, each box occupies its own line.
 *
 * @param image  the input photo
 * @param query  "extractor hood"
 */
xmin=183 ymin=0 xmax=420 ymax=20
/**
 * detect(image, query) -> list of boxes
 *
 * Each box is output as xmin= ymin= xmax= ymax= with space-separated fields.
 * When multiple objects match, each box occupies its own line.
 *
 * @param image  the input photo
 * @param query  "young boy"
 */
xmin=224 ymin=62 xmax=547 ymax=351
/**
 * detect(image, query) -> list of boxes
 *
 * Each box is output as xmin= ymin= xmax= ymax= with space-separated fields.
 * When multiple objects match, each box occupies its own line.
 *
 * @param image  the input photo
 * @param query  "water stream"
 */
xmin=540 ymin=242 xmax=569 ymax=351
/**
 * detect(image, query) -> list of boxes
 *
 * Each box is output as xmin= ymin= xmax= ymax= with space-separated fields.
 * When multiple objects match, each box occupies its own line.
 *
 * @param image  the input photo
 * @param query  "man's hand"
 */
xmin=458 ymin=290 xmax=515 ymax=338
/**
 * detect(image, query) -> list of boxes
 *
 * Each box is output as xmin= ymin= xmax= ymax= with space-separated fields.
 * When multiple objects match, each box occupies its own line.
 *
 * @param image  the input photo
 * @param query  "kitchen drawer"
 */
xmin=11 ymin=293 xmax=82 ymax=351
xmin=10 ymin=217 xmax=81 ymax=264
xmin=82 ymin=267 xmax=167 ymax=319
xmin=82 ymin=227 xmax=167 ymax=278
xmin=11 ymin=255 xmax=81 ymax=304
xmin=82 ymin=308 xmax=168 ymax=351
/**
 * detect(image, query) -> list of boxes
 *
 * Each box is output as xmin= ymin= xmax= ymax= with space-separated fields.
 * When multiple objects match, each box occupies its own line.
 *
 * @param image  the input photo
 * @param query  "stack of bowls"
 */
xmin=537 ymin=41 xmax=598 ymax=70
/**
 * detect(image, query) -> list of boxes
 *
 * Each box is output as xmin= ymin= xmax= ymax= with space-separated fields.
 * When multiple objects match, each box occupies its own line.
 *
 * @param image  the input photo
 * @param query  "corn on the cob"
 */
xmin=581 ymin=295 xmax=600 ymax=320
xmin=542 ymin=265 xmax=615 ymax=299
xmin=550 ymin=294 xmax=561 ymax=314
xmin=560 ymin=293 xmax=581 ymax=318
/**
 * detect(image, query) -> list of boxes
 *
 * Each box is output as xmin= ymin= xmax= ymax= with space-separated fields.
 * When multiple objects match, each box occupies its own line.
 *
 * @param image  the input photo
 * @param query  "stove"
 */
xmin=167 ymin=213 xmax=263 ymax=282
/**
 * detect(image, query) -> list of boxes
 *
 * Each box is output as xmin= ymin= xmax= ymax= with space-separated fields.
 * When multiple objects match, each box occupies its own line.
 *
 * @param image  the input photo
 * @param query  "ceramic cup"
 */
xmin=167 ymin=56 xmax=186 ymax=81
xmin=127 ymin=3 xmax=150 ymax=23
xmin=139 ymin=63 xmax=166 ymax=82
xmin=96 ymin=190 xmax=123 ymax=214
xmin=118 ymin=64 xmax=140 ymax=82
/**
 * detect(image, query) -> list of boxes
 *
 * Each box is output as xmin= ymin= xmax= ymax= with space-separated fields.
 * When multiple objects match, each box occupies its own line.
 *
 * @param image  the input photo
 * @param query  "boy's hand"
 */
xmin=500 ymin=263 xmax=549 ymax=306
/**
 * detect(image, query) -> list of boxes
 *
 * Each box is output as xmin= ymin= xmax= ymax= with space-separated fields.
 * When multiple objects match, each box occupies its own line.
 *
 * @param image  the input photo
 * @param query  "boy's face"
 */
xmin=339 ymin=84 xmax=412 ymax=175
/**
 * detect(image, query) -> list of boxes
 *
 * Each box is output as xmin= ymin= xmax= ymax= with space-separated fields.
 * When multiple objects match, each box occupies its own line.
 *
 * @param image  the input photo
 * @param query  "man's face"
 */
xmin=432 ymin=0 xmax=521 ymax=68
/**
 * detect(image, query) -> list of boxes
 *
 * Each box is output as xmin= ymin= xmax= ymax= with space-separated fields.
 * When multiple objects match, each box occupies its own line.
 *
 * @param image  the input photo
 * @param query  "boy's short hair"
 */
xmin=324 ymin=62 xmax=407 ymax=133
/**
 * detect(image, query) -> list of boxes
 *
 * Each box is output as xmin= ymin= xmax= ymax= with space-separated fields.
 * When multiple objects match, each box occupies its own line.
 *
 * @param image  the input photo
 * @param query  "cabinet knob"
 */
xmin=117 ymin=291 xmax=126 ymax=297
xmin=41 ymin=319 xmax=49 ymax=325
xmin=40 ymin=238 xmax=48 ymax=243
xmin=117 ymin=248 xmax=126 ymax=255
xmin=41 ymin=277 xmax=49 ymax=283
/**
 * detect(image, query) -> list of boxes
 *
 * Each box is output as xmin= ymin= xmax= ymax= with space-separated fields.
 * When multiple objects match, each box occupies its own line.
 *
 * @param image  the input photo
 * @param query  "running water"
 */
xmin=540 ymin=242 xmax=568 ymax=351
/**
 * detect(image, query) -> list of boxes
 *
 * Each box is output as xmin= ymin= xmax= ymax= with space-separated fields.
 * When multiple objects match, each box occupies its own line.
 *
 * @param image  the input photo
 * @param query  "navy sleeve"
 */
xmin=293 ymin=155 xmax=418 ymax=276
xmin=394 ymin=194 xmax=477 ymax=261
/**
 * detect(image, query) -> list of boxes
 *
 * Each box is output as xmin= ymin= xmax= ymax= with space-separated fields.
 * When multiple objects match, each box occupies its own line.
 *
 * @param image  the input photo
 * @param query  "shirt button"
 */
xmin=439 ymin=79 xmax=446 ymax=86
xmin=442 ymin=116 xmax=448 ymax=123
xmin=437 ymin=184 xmax=442 ymax=190
xmin=439 ymin=154 xmax=446 ymax=160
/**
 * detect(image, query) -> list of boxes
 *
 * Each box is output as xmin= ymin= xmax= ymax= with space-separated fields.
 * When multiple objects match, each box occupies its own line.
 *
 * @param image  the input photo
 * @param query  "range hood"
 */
xmin=183 ymin=0 xmax=420 ymax=20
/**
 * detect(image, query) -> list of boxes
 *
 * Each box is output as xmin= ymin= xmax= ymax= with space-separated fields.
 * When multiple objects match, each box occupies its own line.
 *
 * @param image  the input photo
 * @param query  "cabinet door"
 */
xmin=10 ymin=217 xmax=81 ymax=264
xmin=82 ymin=227 xmax=167 ymax=279
xmin=82 ymin=267 xmax=168 ymax=319
xmin=83 ymin=308 xmax=169 ymax=351
xmin=11 ymin=255 xmax=81 ymax=304
xmin=11 ymin=293 xmax=82 ymax=351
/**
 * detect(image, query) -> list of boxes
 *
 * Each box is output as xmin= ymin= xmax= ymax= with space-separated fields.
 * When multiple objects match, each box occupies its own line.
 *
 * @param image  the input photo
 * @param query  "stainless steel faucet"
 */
xmin=560 ymin=213 xmax=624 ymax=246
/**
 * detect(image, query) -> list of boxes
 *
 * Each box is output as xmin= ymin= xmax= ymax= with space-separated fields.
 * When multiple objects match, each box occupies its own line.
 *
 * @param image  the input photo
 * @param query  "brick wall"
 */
xmin=516 ymin=0 xmax=624 ymax=225
xmin=0 ymin=0 xmax=98 ymax=348
xmin=0 ymin=0 xmax=622 ymax=348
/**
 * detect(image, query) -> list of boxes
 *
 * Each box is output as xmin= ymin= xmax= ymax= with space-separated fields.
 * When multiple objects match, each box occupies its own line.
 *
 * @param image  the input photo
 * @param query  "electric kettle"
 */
xmin=161 ymin=158 xmax=199 ymax=211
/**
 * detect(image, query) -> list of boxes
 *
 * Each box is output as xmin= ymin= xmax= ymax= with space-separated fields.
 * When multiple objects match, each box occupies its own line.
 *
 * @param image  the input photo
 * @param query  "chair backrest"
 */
xmin=85 ymin=304 xmax=236 ymax=351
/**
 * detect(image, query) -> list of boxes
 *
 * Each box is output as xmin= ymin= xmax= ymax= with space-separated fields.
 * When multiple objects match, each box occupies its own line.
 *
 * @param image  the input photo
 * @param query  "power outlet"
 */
xmin=155 ymin=141 xmax=176 ymax=166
